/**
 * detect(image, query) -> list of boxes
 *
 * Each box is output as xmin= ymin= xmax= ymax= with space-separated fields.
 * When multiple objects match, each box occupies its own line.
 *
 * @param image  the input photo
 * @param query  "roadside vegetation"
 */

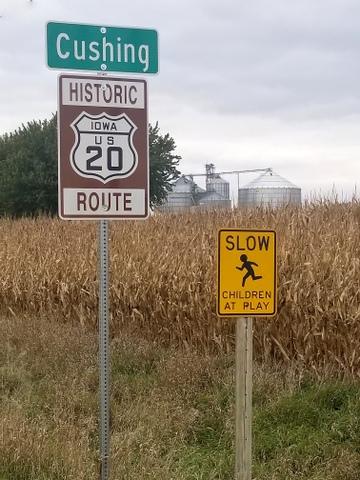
xmin=1 ymin=315 xmax=360 ymax=479
xmin=1 ymin=200 xmax=360 ymax=478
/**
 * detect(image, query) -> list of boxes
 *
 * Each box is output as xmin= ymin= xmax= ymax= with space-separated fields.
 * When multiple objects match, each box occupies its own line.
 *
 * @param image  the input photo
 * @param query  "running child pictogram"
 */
xmin=236 ymin=254 xmax=263 ymax=287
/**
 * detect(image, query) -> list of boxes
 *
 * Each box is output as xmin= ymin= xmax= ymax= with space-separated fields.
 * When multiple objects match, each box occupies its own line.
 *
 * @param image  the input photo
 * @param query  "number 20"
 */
xmin=86 ymin=146 xmax=123 ymax=171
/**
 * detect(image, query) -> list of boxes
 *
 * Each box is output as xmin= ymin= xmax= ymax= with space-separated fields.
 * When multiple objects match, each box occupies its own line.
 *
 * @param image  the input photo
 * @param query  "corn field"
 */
xmin=1 ymin=199 xmax=360 ymax=374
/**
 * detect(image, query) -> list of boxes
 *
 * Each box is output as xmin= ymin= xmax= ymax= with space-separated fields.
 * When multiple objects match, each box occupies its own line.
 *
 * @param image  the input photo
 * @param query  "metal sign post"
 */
xmin=57 ymin=72 xmax=149 ymax=478
xmin=51 ymin=22 xmax=154 ymax=479
xmin=99 ymin=219 xmax=110 ymax=480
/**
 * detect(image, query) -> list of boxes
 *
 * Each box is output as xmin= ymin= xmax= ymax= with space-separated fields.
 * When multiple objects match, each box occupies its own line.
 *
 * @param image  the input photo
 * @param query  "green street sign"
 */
xmin=47 ymin=21 xmax=158 ymax=74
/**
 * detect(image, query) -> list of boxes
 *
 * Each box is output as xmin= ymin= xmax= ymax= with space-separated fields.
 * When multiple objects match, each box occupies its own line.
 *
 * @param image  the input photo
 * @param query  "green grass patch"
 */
xmin=2 ymin=315 xmax=360 ymax=479
xmin=171 ymin=444 xmax=233 ymax=480
xmin=253 ymin=381 xmax=360 ymax=479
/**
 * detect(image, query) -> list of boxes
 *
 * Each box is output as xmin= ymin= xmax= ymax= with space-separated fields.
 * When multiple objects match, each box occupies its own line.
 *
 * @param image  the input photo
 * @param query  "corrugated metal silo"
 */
xmin=238 ymin=170 xmax=301 ymax=207
xmin=206 ymin=175 xmax=230 ymax=199
xmin=196 ymin=190 xmax=232 ymax=211
xmin=158 ymin=175 xmax=196 ymax=212
xmin=162 ymin=193 xmax=194 ymax=212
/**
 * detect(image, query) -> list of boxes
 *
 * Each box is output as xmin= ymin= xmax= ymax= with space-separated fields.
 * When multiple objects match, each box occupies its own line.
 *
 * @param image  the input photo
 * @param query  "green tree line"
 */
xmin=0 ymin=115 xmax=181 ymax=217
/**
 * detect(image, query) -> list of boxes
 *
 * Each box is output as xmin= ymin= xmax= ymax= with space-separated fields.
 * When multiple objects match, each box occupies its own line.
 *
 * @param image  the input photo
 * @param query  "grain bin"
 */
xmin=206 ymin=175 xmax=230 ymax=199
xmin=238 ymin=170 xmax=301 ymax=207
xmin=158 ymin=175 xmax=197 ymax=212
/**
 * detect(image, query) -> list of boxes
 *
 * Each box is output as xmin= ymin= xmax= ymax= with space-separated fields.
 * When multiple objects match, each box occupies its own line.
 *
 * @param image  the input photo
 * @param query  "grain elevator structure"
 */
xmin=158 ymin=164 xmax=301 ymax=212
xmin=238 ymin=170 xmax=301 ymax=208
xmin=158 ymin=164 xmax=231 ymax=213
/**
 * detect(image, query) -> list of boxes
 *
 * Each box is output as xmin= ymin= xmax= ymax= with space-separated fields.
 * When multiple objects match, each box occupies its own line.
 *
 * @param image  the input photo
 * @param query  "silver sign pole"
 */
xmin=99 ymin=219 xmax=110 ymax=479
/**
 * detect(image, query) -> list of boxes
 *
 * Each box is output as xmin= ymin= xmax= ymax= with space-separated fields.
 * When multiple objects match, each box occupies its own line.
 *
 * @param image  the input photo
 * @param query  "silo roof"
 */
xmin=208 ymin=175 xmax=229 ymax=184
xmin=242 ymin=170 xmax=300 ymax=189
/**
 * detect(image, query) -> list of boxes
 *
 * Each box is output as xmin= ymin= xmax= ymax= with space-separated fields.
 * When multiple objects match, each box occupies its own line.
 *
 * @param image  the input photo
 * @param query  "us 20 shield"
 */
xmin=70 ymin=112 xmax=138 ymax=183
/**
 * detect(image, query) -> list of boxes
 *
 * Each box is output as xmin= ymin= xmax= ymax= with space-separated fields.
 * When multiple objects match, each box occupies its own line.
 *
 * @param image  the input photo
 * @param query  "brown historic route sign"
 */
xmin=58 ymin=74 xmax=148 ymax=220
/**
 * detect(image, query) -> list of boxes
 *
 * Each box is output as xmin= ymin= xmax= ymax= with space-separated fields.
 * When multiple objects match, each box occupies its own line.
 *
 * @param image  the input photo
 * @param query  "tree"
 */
xmin=0 ymin=117 xmax=181 ymax=216
xmin=0 ymin=116 xmax=58 ymax=217
xmin=149 ymin=122 xmax=181 ymax=207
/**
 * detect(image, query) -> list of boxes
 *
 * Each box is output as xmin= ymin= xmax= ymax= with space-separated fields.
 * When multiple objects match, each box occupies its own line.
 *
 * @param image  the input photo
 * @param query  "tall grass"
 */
xmin=1 ymin=199 xmax=360 ymax=374
xmin=2 ymin=315 xmax=360 ymax=479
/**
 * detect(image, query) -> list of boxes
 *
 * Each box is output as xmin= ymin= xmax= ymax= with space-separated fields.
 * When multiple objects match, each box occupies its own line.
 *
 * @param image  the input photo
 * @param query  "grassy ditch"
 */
xmin=1 ymin=315 xmax=360 ymax=479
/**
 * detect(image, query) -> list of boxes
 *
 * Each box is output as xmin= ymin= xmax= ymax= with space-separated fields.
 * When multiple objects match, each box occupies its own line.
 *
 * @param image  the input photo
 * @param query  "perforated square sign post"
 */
xmin=58 ymin=74 xmax=148 ymax=220
xmin=217 ymin=229 xmax=277 ymax=317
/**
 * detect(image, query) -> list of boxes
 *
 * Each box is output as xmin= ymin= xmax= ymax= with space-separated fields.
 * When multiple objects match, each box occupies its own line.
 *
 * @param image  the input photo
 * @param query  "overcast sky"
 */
xmin=1 ymin=0 xmax=360 ymax=201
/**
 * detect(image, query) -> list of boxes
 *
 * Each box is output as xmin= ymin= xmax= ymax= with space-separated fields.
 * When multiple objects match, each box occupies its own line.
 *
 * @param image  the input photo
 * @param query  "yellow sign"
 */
xmin=217 ymin=229 xmax=277 ymax=317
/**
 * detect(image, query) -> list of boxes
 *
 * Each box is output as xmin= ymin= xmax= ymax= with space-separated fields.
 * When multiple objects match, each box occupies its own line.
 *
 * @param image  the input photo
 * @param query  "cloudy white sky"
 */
xmin=1 ymin=0 xmax=360 ymax=201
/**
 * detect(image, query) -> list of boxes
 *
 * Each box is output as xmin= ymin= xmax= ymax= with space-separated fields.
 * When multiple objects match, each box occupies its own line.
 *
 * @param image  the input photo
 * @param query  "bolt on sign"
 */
xmin=217 ymin=229 xmax=277 ymax=317
xmin=58 ymin=74 xmax=148 ymax=220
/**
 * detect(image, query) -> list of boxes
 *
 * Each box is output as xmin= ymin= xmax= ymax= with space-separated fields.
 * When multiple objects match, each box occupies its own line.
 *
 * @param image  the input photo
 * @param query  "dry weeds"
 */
xmin=0 ymin=199 xmax=360 ymax=374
